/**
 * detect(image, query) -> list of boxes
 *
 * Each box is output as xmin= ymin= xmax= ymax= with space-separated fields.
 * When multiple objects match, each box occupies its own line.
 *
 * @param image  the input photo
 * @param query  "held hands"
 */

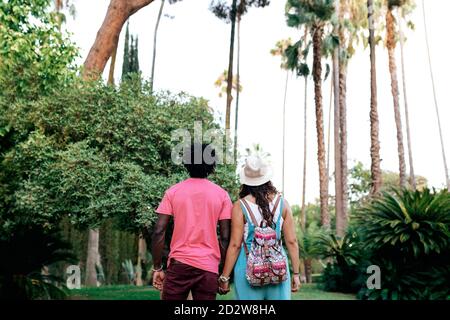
xmin=218 ymin=275 xmax=231 ymax=295
xmin=152 ymin=270 xmax=165 ymax=291
xmin=291 ymin=274 xmax=301 ymax=292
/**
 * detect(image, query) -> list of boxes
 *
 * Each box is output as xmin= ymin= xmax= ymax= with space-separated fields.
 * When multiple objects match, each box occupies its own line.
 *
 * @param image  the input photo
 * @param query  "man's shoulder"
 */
xmin=206 ymin=180 xmax=230 ymax=196
xmin=165 ymin=180 xmax=186 ymax=195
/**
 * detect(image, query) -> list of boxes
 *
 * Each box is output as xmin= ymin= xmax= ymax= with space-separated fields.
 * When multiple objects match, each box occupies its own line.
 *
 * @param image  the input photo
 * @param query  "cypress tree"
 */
xmin=121 ymin=22 xmax=130 ymax=80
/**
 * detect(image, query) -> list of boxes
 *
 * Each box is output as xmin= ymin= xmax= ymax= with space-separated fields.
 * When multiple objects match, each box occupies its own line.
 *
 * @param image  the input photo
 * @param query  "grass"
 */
xmin=68 ymin=284 xmax=356 ymax=300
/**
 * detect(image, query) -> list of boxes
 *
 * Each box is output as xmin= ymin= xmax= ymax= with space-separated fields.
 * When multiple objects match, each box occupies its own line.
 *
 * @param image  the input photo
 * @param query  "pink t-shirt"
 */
xmin=156 ymin=178 xmax=233 ymax=274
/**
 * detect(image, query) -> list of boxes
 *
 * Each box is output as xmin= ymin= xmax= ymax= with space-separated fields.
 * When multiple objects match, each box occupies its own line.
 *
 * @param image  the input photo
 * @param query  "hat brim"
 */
xmin=239 ymin=166 xmax=273 ymax=186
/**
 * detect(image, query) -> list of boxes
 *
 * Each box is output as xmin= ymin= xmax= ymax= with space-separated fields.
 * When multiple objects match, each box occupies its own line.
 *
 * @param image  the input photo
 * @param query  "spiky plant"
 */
xmin=355 ymin=188 xmax=450 ymax=299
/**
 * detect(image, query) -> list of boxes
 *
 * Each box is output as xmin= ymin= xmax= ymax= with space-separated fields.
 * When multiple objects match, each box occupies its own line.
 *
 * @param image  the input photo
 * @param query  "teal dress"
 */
xmin=233 ymin=196 xmax=291 ymax=300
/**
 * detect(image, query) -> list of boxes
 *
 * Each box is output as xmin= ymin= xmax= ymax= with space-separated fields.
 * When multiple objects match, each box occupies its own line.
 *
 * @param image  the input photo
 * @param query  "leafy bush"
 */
xmin=1 ymin=78 xmax=239 ymax=233
xmin=314 ymin=230 xmax=366 ymax=293
xmin=0 ymin=224 xmax=76 ymax=300
xmin=355 ymin=188 xmax=450 ymax=300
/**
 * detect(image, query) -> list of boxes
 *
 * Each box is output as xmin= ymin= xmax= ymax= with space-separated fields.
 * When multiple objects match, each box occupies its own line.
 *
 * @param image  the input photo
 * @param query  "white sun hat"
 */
xmin=239 ymin=154 xmax=273 ymax=186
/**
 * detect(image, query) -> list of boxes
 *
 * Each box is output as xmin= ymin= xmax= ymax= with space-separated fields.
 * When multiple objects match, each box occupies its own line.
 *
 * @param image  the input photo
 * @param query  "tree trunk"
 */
xmin=304 ymin=258 xmax=313 ymax=283
xmin=225 ymin=0 xmax=238 ymax=130
xmin=332 ymin=26 xmax=343 ymax=237
xmin=150 ymin=0 xmax=165 ymax=93
xmin=326 ymin=75 xmax=333 ymax=185
xmin=135 ymin=233 xmax=147 ymax=286
xmin=368 ymin=0 xmax=382 ymax=195
xmin=85 ymin=228 xmax=100 ymax=287
xmin=301 ymin=77 xmax=308 ymax=230
xmin=386 ymin=9 xmax=407 ymax=189
xmin=82 ymin=0 xmax=154 ymax=79
xmin=338 ymin=62 xmax=349 ymax=236
xmin=398 ymin=9 xmax=415 ymax=190
xmin=312 ymin=24 xmax=330 ymax=229
xmin=234 ymin=15 xmax=241 ymax=162
xmin=281 ymin=71 xmax=289 ymax=194
xmin=421 ymin=0 xmax=450 ymax=190
xmin=107 ymin=42 xmax=118 ymax=85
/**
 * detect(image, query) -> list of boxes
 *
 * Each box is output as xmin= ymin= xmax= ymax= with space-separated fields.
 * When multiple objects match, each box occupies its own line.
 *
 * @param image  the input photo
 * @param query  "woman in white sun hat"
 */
xmin=218 ymin=153 xmax=301 ymax=300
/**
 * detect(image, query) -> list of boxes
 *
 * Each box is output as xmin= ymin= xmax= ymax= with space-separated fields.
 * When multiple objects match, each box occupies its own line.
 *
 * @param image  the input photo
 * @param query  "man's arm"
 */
xmin=219 ymin=219 xmax=231 ymax=265
xmin=151 ymin=214 xmax=171 ymax=270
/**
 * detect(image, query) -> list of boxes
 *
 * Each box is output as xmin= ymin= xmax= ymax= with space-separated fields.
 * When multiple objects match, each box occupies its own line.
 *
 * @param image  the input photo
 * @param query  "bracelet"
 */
xmin=219 ymin=275 xmax=230 ymax=283
xmin=293 ymin=272 xmax=300 ymax=276
xmin=152 ymin=266 xmax=163 ymax=272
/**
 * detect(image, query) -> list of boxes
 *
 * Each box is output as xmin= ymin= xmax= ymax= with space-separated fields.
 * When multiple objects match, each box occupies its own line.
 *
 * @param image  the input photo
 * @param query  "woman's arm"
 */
xmin=221 ymin=201 xmax=245 ymax=277
xmin=218 ymin=201 xmax=245 ymax=293
xmin=282 ymin=199 xmax=301 ymax=291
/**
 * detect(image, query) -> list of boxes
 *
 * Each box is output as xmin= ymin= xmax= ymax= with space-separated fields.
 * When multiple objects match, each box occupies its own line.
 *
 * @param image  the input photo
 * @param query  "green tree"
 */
xmin=286 ymin=0 xmax=335 ymax=230
xmin=0 ymin=0 xmax=78 ymax=101
xmin=210 ymin=0 xmax=270 ymax=133
xmin=1 ymin=77 xmax=239 ymax=286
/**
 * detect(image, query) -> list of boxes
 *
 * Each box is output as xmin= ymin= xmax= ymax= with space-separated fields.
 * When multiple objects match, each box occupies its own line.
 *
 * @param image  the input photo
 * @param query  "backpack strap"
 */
xmin=275 ymin=194 xmax=284 ymax=225
xmin=241 ymin=198 xmax=258 ymax=226
xmin=239 ymin=199 xmax=254 ymax=257
xmin=271 ymin=194 xmax=282 ymax=216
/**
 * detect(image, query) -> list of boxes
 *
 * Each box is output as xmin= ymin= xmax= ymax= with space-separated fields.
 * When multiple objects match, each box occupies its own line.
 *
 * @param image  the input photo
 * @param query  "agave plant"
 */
xmin=0 ymin=224 xmax=76 ymax=300
xmin=121 ymin=259 xmax=135 ymax=284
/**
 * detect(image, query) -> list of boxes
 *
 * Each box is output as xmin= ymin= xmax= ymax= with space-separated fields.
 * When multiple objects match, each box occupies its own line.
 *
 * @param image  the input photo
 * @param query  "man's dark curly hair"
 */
xmin=183 ymin=143 xmax=216 ymax=178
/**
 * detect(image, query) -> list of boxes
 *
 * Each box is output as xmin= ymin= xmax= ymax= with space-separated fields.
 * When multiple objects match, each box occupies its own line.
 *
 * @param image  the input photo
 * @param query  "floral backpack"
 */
xmin=241 ymin=194 xmax=288 ymax=287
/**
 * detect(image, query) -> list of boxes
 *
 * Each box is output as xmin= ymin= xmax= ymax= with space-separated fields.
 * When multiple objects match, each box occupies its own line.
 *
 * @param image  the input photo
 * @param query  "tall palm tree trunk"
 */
xmin=326 ymin=78 xmax=333 ymax=184
xmin=225 ymin=0 xmax=238 ymax=130
xmin=338 ymin=62 xmax=348 ymax=235
xmin=301 ymin=76 xmax=308 ymax=230
xmin=398 ymin=9 xmax=415 ymax=189
xmin=86 ymin=228 xmax=100 ymax=286
xmin=367 ymin=0 xmax=382 ymax=195
xmin=312 ymin=24 xmax=330 ymax=229
xmin=332 ymin=16 xmax=343 ymax=236
xmin=282 ymin=71 xmax=289 ymax=194
xmin=386 ymin=8 xmax=407 ymax=189
xmin=421 ymin=0 xmax=450 ymax=189
xmin=233 ymin=16 xmax=241 ymax=162
xmin=150 ymin=0 xmax=165 ymax=93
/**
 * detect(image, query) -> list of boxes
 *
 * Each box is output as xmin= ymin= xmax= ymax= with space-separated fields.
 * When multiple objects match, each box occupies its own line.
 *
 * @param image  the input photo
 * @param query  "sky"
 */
xmin=65 ymin=0 xmax=450 ymax=205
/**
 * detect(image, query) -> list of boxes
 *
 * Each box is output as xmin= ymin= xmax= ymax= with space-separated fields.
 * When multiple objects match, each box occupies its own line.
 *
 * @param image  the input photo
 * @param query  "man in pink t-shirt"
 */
xmin=151 ymin=143 xmax=232 ymax=300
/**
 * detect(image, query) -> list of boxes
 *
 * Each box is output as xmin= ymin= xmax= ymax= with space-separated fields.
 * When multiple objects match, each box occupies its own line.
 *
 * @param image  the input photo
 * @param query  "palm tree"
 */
xmin=150 ymin=0 xmax=166 ymax=93
xmin=332 ymin=0 xmax=343 ymax=236
xmin=367 ymin=0 xmax=382 ymax=195
xmin=271 ymin=39 xmax=292 ymax=194
xmin=286 ymin=0 xmax=334 ymax=230
xmin=234 ymin=0 xmax=243 ymax=162
xmin=397 ymin=8 xmax=415 ymax=189
xmin=334 ymin=0 xmax=368 ymax=236
xmin=421 ymin=0 xmax=450 ymax=190
xmin=210 ymin=0 xmax=270 ymax=141
xmin=386 ymin=0 xmax=407 ymax=188
xmin=225 ymin=0 xmax=237 ymax=131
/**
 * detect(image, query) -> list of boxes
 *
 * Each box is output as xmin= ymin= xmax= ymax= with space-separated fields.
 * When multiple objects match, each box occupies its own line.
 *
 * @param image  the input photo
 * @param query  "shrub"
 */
xmin=314 ymin=230 xmax=366 ymax=293
xmin=355 ymin=188 xmax=450 ymax=300
xmin=0 ymin=224 xmax=76 ymax=300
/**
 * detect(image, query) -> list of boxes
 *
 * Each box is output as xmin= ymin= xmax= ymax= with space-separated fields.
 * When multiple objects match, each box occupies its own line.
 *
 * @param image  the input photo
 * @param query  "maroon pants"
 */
xmin=162 ymin=259 xmax=218 ymax=300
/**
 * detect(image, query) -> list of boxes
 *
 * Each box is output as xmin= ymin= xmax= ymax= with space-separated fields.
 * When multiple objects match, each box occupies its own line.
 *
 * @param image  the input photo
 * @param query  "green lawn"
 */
xmin=68 ymin=284 xmax=356 ymax=300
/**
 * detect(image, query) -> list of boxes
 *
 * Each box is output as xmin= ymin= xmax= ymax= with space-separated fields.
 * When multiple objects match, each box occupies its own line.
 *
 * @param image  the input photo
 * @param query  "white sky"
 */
xmin=66 ymin=0 xmax=450 ymax=205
